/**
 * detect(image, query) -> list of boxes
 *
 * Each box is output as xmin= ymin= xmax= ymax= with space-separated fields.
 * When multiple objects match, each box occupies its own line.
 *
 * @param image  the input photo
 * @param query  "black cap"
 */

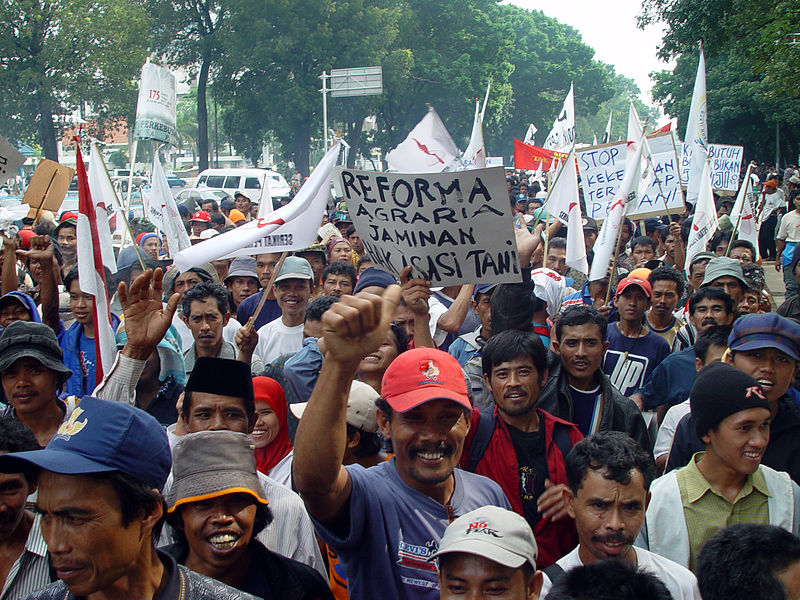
xmin=185 ymin=357 xmax=254 ymax=403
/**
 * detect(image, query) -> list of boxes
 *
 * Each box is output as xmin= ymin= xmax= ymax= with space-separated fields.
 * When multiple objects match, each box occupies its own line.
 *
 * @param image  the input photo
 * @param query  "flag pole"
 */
xmin=724 ymin=163 xmax=754 ymax=257
xmin=604 ymin=214 xmax=627 ymax=306
xmin=94 ymin=142 xmax=146 ymax=271
xmin=244 ymin=251 xmax=289 ymax=333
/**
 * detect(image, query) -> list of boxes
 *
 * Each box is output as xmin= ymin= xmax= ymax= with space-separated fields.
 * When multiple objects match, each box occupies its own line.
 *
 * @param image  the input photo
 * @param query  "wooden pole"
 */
xmin=244 ymin=251 xmax=288 ymax=332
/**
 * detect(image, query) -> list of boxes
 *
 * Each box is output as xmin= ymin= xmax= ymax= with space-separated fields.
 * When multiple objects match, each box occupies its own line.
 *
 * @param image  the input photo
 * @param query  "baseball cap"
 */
xmin=54 ymin=217 xmax=77 ymax=234
xmin=728 ymin=313 xmax=800 ymax=361
xmin=472 ymin=283 xmax=497 ymax=302
xmin=0 ymin=396 xmax=171 ymax=490
xmin=429 ymin=506 xmax=538 ymax=570
xmin=615 ymin=276 xmax=652 ymax=298
xmin=0 ymin=321 xmax=72 ymax=383
xmin=690 ymin=251 xmax=716 ymax=268
xmin=224 ymin=257 xmax=259 ymax=285
xmin=220 ymin=198 xmax=236 ymax=211
xmin=353 ymin=267 xmax=397 ymax=294
xmin=198 ymin=228 xmax=218 ymax=240
xmin=291 ymin=380 xmax=381 ymax=433
xmin=190 ymin=210 xmax=211 ymax=223
xmin=166 ymin=430 xmax=268 ymax=513
xmin=229 ymin=209 xmax=246 ymax=223
xmin=234 ymin=191 xmax=249 ymax=199
xmin=581 ymin=216 xmax=598 ymax=232
xmin=763 ymin=179 xmax=778 ymax=189
xmin=381 ymin=348 xmax=471 ymax=413
xmin=789 ymin=175 xmax=800 ymax=185
xmin=701 ymin=256 xmax=747 ymax=288
xmin=274 ymin=256 xmax=313 ymax=284
xmin=644 ymin=217 xmax=668 ymax=233
xmin=17 ymin=229 xmax=35 ymax=249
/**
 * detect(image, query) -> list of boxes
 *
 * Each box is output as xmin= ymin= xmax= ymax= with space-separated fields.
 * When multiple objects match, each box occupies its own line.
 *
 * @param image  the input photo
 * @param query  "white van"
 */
xmin=195 ymin=168 xmax=291 ymax=204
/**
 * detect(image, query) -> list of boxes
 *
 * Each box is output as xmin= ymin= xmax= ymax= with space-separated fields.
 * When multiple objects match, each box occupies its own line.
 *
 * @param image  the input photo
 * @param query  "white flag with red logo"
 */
xmin=385 ymin=107 xmax=461 ymax=173
xmin=542 ymin=149 xmax=587 ymax=274
xmin=684 ymin=151 xmax=718 ymax=275
xmin=461 ymin=99 xmax=486 ymax=169
xmin=728 ymin=163 xmax=759 ymax=259
xmin=145 ymin=150 xmax=191 ymax=257
xmin=543 ymin=83 xmax=575 ymax=153
xmin=174 ymin=141 xmax=342 ymax=270
xmin=589 ymin=133 xmax=646 ymax=282
xmin=76 ymin=143 xmax=118 ymax=385
xmin=684 ymin=45 xmax=708 ymax=207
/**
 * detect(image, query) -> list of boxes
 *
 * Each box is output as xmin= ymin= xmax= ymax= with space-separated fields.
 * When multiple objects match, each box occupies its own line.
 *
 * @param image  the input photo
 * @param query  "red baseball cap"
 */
xmin=615 ymin=276 xmax=652 ymax=298
xmin=381 ymin=348 xmax=471 ymax=413
xmin=190 ymin=210 xmax=211 ymax=223
xmin=17 ymin=229 xmax=35 ymax=249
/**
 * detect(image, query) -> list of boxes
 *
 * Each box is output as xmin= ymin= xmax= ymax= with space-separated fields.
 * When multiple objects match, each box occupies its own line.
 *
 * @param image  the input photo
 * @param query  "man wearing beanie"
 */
xmin=638 ymin=362 xmax=800 ymax=571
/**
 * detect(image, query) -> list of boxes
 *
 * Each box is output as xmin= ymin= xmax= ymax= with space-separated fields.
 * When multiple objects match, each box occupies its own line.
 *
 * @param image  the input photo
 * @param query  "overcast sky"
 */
xmin=507 ymin=0 xmax=673 ymax=106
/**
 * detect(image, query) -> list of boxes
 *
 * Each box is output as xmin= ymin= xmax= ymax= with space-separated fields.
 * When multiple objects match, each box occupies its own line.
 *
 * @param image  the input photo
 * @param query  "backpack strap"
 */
xmin=542 ymin=562 xmax=565 ymax=585
xmin=465 ymin=407 xmax=496 ymax=472
xmin=552 ymin=421 xmax=574 ymax=461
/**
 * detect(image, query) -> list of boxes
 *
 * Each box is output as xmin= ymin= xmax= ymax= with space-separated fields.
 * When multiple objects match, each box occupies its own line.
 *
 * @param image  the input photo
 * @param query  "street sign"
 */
xmin=330 ymin=66 xmax=383 ymax=98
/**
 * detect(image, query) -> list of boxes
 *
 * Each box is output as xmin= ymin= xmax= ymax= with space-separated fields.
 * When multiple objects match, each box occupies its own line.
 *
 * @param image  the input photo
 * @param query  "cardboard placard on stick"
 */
xmin=335 ymin=166 xmax=521 ymax=286
xmin=22 ymin=159 xmax=75 ymax=220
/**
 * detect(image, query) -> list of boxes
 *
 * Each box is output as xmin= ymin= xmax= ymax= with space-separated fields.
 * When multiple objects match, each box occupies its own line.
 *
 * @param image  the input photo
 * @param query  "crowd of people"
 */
xmin=0 ymin=161 xmax=799 ymax=600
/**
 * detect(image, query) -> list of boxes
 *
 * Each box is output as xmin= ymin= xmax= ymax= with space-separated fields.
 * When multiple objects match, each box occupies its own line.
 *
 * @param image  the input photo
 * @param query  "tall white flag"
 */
xmin=174 ymin=141 xmax=342 ymax=270
xmin=684 ymin=151 xmax=718 ymax=275
xmin=385 ymin=108 xmax=461 ymax=173
xmin=728 ymin=163 xmax=759 ymax=259
xmin=589 ymin=133 xmax=646 ymax=282
xmin=602 ymin=111 xmax=613 ymax=144
xmin=542 ymin=149 xmax=587 ymax=274
xmin=524 ymin=123 xmax=537 ymax=145
xmin=684 ymin=45 xmax=708 ymax=207
xmin=145 ymin=151 xmax=191 ymax=257
xmin=543 ymin=83 xmax=575 ymax=153
xmin=626 ymin=101 xmax=652 ymax=202
xmin=461 ymin=100 xmax=486 ymax=169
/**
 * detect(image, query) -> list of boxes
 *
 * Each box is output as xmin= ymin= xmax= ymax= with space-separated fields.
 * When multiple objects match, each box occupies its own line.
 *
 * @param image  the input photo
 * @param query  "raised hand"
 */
xmin=118 ymin=268 xmax=180 ymax=360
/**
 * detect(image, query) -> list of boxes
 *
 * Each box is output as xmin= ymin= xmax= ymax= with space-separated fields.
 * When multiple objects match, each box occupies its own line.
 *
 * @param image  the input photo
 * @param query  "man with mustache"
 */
xmin=539 ymin=431 xmax=700 ymax=599
xmin=293 ymin=285 xmax=510 ymax=600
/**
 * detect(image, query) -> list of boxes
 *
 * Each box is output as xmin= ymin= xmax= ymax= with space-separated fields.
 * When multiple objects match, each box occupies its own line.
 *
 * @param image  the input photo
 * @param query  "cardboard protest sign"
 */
xmin=679 ymin=143 xmax=743 ymax=193
xmin=22 ymin=159 xmax=75 ymax=219
xmin=0 ymin=136 xmax=25 ymax=184
xmin=578 ymin=133 xmax=683 ymax=221
xmin=134 ymin=63 xmax=179 ymax=147
xmin=335 ymin=166 xmax=521 ymax=286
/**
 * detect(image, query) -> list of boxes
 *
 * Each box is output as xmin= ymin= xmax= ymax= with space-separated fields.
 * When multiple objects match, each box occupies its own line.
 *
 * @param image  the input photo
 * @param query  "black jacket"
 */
xmin=666 ymin=395 xmax=800 ymax=483
xmin=537 ymin=354 xmax=652 ymax=453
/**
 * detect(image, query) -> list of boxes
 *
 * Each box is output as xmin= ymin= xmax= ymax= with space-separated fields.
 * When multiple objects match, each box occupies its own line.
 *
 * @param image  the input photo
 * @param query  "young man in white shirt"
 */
xmin=540 ymin=431 xmax=700 ymax=599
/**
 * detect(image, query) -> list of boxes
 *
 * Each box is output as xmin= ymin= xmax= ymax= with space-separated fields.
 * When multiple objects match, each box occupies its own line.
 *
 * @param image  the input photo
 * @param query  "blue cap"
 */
xmin=728 ymin=313 xmax=800 ymax=362
xmin=472 ymin=283 xmax=497 ymax=301
xmin=644 ymin=217 xmax=668 ymax=232
xmin=354 ymin=267 xmax=397 ymax=293
xmin=0 ymin=396 xmax=171 ymax=490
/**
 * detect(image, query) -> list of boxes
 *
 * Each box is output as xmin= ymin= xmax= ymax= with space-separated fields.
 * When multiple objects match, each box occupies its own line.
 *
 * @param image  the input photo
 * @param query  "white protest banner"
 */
xmin=579 ymin=134 xmax=683 ymax=221
xmin=486 ymin=157 xmax=504 ymax=167
xmin=134 ymin=63 xmax=179 ymax=147
xmin=684 ymin=45 xmax=708 ymax=206
xmin=543 ymin=83 xmax=575 ymax=153
xmin=728 ymin=163 xmax=759 ymax=259
xmin=461 ymin=99 xmax=486 ymax=169
xmin=684 ymin=152 xmax=718 ymax=276
xmin=335 ymin=166 xmax=520 ymax=286
xmin=145 ymin=150 xmax=191 ymax=256
xmin=0 ymin=136 xmax=25 ymax=184
xmin=385 ymin=107 xmax=461 ymax=173
xmin=679 ymin=143 xmax=743 ymax=192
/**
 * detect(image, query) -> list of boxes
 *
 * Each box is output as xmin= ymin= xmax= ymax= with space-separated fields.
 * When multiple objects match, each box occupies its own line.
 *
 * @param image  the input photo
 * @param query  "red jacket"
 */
xmin=461 ymin=406 xmax=583 ymax=567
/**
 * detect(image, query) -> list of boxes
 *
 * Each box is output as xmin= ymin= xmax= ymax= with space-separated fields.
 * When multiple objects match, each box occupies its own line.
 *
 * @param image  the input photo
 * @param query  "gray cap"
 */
xmin=291 ymin=380 xmax=380 ymax=433
xmin=690 ymin=251 xmax=717 ymax=267
xmin=701 ymin=256 xmax=747 ymax=288
xmin=224 ymin=257 xmax=259 ymax=285
xmin=0 ymin=321 xmax=72 ymax=383
xmin=162 ymin=263 xmax=219 ymax=295
xmin=430 ymin=506 xmax=538 ymax=570
xmin=274 ymin=256 xmax=313 ymax=284
xmin=166 ymin=430 xmax=267 ymax=513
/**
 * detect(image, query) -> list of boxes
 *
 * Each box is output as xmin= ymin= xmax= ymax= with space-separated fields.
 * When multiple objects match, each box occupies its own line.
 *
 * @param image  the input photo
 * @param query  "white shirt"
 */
xmin=172 ymin=311 xmax=241 ymax=352
xmin=762 ymin=189 xmax=785 ymax=221
xmin=268 ymin=450 xmax=293 ymax=488
xmin=654 ymin=399 xmax=691 ymax=459
xmin=778 ymin=210 xmax=800 ymax=242
xmin=255 ymin=318 xmax=303 ymax=365
xmin=541 ymin=545 xmax=700 ymax=600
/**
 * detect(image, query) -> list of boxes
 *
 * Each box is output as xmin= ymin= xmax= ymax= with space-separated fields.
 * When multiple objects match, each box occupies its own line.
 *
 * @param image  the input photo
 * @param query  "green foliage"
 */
xmin=0 ymin=0 xmax=151 ymax=158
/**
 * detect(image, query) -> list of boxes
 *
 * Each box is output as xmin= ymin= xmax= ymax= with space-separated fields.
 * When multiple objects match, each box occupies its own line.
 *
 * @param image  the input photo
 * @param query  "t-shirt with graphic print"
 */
xmin=506 ymin=424 xmax=548 ymax=528
xmin=603 ymin=322 xmax=670 ymax=396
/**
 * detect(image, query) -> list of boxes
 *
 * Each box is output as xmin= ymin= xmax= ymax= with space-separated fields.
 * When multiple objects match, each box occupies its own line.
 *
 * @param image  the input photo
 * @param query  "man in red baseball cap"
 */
xmin=293 ymin=286 xmax=510 ymax=600
xmin=189 ymin=210 xmax=213 ymax=237
xmin=602 ymin=274 xmax=670 ymax=400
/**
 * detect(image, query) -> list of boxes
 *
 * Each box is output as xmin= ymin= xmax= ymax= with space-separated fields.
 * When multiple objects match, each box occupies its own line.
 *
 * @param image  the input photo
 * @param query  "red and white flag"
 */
xmin=589 ymin=133 xmax=646 ymax=282
xmin=542 ymin=149 xmax=588 ymax=274
xmin=684 ymin=150 xmax=718 ymax=276
xmin=728 ymin=163 xmax=759 ymax=259
xmin=76 ymin=143 xmax=118 ymax=384
xmin=385 ymin=107 xmax=461 ymax=173
xmin=174 ymin=141 xmax=342 ymax=270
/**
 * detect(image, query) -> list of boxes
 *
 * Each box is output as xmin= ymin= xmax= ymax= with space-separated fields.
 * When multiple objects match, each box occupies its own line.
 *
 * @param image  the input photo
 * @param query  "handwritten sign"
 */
xmin=0 ymin=136 xmax=25 ymax=184
xmin=578 ymin=133 xmax=683 ymax=221
xmin=334 ymin=166 xmax=521 ymax=286
xmin=679 ymin=143 xmax=743 ymax=192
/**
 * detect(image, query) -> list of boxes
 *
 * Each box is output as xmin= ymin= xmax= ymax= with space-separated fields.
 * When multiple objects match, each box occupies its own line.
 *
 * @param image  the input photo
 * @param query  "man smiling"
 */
xmin=293 ymin=286 xmax=510 ymax=600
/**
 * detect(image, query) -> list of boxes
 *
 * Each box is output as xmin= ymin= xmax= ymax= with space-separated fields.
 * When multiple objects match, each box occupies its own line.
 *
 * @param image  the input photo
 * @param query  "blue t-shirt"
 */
xmin=602 ymin=322 xmax=670 ymax=397
xmin=638 ymin=347 xmax=697 ymax=411
xmin=568 ymin=384 xmax=602 ymax=436
xmin=312 ymin=459 xmax=511 ymax=600
xmin=236 ymin=291 xmax=281 ymax=330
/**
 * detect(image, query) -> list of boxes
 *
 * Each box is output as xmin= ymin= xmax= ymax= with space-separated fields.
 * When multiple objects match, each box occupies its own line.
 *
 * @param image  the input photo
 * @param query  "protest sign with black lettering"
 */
xmin=679 ymin=143 xmax=743 ymax=192
xmin=335 ymin=166 xmax=521 ymax=286
xmin=579 ymin=133 xmax=683 ymax=221
xmin=134 ymin=63 xmax=179 ymax=147
xmin=0 ymin=136 xmax=25 ymax=184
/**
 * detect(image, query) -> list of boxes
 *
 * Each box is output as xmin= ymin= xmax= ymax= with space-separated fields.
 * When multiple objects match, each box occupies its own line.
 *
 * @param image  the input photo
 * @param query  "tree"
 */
xmin=0 ymin=0 xmax=151 ymax=159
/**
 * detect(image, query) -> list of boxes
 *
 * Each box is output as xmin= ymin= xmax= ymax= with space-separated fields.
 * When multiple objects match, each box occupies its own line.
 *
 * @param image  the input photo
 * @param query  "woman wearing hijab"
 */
xmin=326 ymin=237 xmax=358 ymax=267
xmin=252 ymin=376 xmax=293 ymax=487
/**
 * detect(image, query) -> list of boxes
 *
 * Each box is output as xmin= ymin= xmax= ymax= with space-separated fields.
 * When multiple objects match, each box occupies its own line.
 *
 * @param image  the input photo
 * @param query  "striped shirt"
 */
xmin=1 ymin=514 xmax=52 ymax=600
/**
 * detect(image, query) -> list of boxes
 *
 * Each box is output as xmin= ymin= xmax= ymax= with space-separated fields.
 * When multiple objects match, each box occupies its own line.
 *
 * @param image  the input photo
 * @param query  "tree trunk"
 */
xmin=346 ymin=117 xmax=365 ymax=168
xmin=293 ymin=120 xmax=311 ymax=177
xmin=197 ymin=55 xmax=211 ymax=172
xmin=37 ymin=93 xmax=59 ymax=161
